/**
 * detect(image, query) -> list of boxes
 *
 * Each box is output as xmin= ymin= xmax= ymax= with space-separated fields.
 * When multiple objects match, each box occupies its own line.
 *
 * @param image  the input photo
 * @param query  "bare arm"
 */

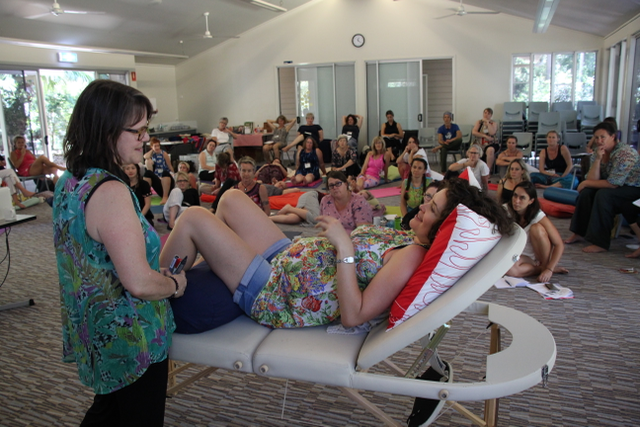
xmin=284 ymin=118 xmax=296 ymax=132
xmin=318 ymin=129 xmax=324 ymax=142
xmin=284 ymin=133 xmax=304 ymax=152
xmin=496 ymin=180 xmax=504 ymax=203
xmin=356 ymin=115 xmax=364 ymax=129
xmin=396 ymin=123 xmax=404 ymax=139
xmin=448 ymin=160 xmax=468 ymax=172
xmin=317 ymin=148 xmax=326 ymax=175
xmin=10 ymin=149 xmax=26 ymax=168
xmin=560 ymin=146 xmax=574 ymax=177
xmin=471 ymin=120 xmax=483 ymax=138
xmin=164 ymin=152 xmax=174 ymax=173
xmin=317 ymin=214 xmax=425 ymax=327
xmin=259 ymin=185 xmax=270 ymax=216
xmin=400 ymin=183 xmax=408 ymax=216
xmin=536 ymin=216 xmax=565 ymax=282
xmin=538 ymin=150 xmax=553 ymax=176
xmin=85 ymin=181 xmax=186 ymax=300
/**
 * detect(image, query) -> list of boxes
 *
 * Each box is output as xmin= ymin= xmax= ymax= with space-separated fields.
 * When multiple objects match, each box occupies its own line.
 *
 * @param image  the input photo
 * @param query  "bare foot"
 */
xmin=16 ymin=202 xmax=26 ymax=209
xmin=23 ymin=190 xmax=35 ymax=198
xmin=535 ymin=183 xmax=549 ymax=189
xmin=553 ymin=266 xmax=569 ymax=274
xmin=625 ymin=248 xmax=640 ymax=258
xmin=564 ymin=234 xmax=584 ymax=244
xmin=431 ymin=147 xmax=440 ymax=153
xmin=583 ymin=244 xmax=607 ymax=253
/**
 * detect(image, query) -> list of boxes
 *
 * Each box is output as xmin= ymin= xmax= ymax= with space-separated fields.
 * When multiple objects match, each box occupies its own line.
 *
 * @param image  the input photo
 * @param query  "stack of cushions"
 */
xmin=388 ymin=203 xmax=502 ymax=330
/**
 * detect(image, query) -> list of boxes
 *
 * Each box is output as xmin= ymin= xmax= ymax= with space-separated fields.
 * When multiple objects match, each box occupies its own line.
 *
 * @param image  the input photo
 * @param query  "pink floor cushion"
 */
xmin=388 ymin=204 xmax=502 ymax=330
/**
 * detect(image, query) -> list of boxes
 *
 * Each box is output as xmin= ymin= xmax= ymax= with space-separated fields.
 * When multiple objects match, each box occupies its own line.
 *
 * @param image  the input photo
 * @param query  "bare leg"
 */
xmin=355 ymin=176 xmax=365 ymax=193
xmin=505 ymin=255 xmax=541 ymax=278
xmin=262 ymin=145 xmax=273 ymax=163
xmin=293 ymin=174 xmax=305 ymax=185
xmin=270 ymin=213 xmax=303 ymax=224
xmin=160 ymin=206 xmax=258 ymax=293
xmin=14 ymin=180 xmax=35 ymax=198
xmin=304 ymin=173 xmax=315 ymax=184
xmin=529 ymin=223 xmax=569 ymax=274
xmin=564 ymin=233 xmax=584 ymax=244
xmin=167 ymin=205 xmax=180 ymax=229
xmin=626 ymin=223 xmax=640 ymax=258
xmin=160 ymin=176 xmax=172 ymax=204
xmin=215 ymin=189 xmax=287 ymax=256
xmin=486 ymin=147 xmax=495 ymax=171
xmin=273 ymin=144 xmax=282 ymax=162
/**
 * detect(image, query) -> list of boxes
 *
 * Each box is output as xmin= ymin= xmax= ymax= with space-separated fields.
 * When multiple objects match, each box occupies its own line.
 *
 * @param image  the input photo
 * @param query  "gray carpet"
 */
xmin=1 ymin=185 xmax=639 ymax=426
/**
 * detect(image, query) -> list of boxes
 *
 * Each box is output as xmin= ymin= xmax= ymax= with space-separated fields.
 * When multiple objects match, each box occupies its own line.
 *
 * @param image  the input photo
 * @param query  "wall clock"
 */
xmin=352 ymin=34 xmax=365 ymax=48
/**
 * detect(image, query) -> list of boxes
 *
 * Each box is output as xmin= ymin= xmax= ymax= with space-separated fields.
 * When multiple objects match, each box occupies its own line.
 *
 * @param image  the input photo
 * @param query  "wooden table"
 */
xmin=233 ymin=133 xmax=272 ymax=163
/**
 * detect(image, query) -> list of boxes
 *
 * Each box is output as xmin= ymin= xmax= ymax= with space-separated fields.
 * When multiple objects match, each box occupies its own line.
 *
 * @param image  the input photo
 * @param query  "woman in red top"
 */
xmin=10 ymin=136 xmax=65 ymax=182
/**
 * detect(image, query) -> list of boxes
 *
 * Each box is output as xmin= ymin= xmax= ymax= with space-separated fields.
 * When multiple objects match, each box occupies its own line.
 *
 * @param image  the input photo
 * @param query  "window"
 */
xmin=512 ymin=51 xmax=596 ymax=106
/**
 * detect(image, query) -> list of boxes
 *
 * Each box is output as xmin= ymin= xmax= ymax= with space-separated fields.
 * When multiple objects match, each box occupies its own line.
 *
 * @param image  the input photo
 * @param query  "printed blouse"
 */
xmin=53 ymin=168 xmax=174 ymax=394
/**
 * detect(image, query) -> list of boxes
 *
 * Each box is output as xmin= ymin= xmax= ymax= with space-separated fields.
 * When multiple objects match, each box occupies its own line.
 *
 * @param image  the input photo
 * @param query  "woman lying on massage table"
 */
xmin=162 ymin=178 xmax=513 ymax=329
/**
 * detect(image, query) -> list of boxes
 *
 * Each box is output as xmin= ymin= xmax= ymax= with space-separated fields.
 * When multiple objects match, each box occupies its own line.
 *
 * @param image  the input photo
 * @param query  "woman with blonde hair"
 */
xmin=164 ymin=171 xmax=200 ymax=230
xmin=354 ymin=136 xmax=390 ymax=192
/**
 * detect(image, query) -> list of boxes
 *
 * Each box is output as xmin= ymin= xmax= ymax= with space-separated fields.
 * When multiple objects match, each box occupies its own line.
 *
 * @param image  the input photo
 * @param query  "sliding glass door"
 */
xmin=366 ymin=60 xmax=423 ymax=143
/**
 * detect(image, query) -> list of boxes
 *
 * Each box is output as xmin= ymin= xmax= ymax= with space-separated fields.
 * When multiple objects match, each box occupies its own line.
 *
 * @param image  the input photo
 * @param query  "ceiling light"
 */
xmin=533 ymin=0 xmax=559 ymax=33
xmin=249 ymin=0 xmax=287 ymax=12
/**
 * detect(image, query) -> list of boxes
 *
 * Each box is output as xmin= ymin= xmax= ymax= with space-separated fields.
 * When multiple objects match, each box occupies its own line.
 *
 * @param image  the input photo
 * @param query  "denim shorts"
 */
xmin=233 ymin=238 xmax=291 ymax=315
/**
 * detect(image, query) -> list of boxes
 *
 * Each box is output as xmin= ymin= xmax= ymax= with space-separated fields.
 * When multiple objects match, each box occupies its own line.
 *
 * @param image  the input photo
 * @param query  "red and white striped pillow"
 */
xmin=387 ymin=203 xmax=501 ymax=330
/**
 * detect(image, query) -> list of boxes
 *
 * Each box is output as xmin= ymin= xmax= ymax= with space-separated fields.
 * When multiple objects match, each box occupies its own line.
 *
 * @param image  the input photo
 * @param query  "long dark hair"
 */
xmin=507 ymin=181 xmax=540 ymax=227
xmin=127 ymin=163 xmax=143 ymax=189
xmin=427 ymin=178 xmax=514 ymax=244
xmin=404 ymin=158 xmax=428 ymax=201
xmin=64 ymin=80 xmax=153 ymax=181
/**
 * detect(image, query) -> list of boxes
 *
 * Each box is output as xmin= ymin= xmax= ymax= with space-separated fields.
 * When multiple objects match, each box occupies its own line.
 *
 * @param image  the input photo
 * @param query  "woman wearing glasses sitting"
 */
xmin=164 ymin=171 xmax=200 ymax=230
xmin=320 ymin=171 xmax=373 ymax=234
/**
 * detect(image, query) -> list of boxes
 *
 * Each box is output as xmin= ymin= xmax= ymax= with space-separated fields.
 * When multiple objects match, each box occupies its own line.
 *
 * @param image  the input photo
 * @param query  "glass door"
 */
xmin=39 ymin=69 xmax=96 ymax=158
xmin=366 ymin=60 xmax=423 ymax=144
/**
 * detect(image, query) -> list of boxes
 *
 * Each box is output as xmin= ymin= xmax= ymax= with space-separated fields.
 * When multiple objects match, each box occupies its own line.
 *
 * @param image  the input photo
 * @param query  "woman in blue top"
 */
xmin=294 ymin=136 xmax=326 ymax=185
xmin=53 ymin=80 xmax=187 ymax=426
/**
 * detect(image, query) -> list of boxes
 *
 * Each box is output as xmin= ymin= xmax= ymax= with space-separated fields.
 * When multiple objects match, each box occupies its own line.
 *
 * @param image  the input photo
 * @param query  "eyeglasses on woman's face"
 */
xmin=328 ymin=181 xmax=344 ymax=190
xmin=122 ymin=123 xmax=150 ymax=141
xmin=176 ymin=179 xmax=188 ymax=183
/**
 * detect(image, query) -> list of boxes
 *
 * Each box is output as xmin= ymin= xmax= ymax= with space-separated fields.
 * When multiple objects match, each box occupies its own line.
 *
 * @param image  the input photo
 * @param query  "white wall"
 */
xmin=134 ymin=64 xmax=179 ymax=124
xmin=176 ymin=0 xmax=603 ymax=141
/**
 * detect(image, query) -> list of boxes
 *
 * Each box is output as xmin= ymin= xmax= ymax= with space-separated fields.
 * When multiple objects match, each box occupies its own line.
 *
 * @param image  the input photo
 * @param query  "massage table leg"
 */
xmin=167 ymin=360 xmax=218 ymax=396
xmin=484 ymin=323 xmax=501 ymax=427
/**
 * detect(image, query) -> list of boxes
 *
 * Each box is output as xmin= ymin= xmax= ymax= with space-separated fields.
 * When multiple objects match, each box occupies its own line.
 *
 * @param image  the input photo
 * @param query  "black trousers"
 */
xmin=81 ymin=358 xmax=169 ymax=427
xmin=570 ymin=186 xmax=640 ymax=250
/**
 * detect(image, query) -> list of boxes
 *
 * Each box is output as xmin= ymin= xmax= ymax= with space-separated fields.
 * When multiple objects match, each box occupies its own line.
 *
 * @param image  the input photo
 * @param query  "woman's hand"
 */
xmin=537 ymin=268 xmax=553 ymax=283
xmin=315 ymin=215 xmax=351 ymax=249
xmin=161 ymin=268 xmax=187 ymax=299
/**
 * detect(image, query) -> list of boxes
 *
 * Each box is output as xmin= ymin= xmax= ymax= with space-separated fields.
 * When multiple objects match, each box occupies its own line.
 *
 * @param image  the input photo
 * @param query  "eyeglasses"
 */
xmin=423 ymin=193 xmax=434 ymax=202
xmin=122 ymin=123 xmax=149 ymax=141
xmin=328 ymin=181 xmax=344 ymax=190
xmin=176 ymin=179 xmax=188 ymax=183
xmin=468 ymin=151 xmax=480 ymax=155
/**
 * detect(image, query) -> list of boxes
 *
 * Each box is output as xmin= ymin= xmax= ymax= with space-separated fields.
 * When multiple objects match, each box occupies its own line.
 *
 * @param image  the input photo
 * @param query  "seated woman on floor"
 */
xmin=124 ymin=163 xmax=155 ymax=227
xmin=10 ymin=135 xmax=65 ymax=184
xmin=332 ymin=134 xmax=360 ymax=179
xmin=401 ymin=181 xmax=441 ymax=230
xmin=400 ymin=158 xmax=430 ymax=218
xmin=354 ymin=136 xmax=390 ymax=192
xmin=202 ymin=152 xmax=240 ymax=196
xmin=447 ymin=144 xmax=490 ymax=193
xmin=397 ymin=135 xmax=428 ymax=180
xmin=293 ymin=136 xmax=326 ymax=186
xmin=164 ymin=171 xmax=200 ymax=230
xmin=320 ymin=171 xmax=373 ymax=233
xmin=162 ymin=177 xmax=513 ymax=328
xmin=257 ymin=158 xmax=288 ymax=185
xmin=143 ymin=137 xmax=174 ymax=204
xmin=178 ymin=161 xmax=197 ymax=189
xmin=496 ymin=159 xmax=530 ymax=205
xmin=234 ymin=156 xmax=270 ymax=215
xmin=530 ymin=130 xmax=575 ymax=189
xmin=505 ymin=181 xmax=567 ymax=282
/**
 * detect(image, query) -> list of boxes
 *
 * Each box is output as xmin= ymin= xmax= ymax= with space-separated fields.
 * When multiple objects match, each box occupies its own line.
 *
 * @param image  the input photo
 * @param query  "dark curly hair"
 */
xmin=426 ymin=178 xmax=514 ymax=244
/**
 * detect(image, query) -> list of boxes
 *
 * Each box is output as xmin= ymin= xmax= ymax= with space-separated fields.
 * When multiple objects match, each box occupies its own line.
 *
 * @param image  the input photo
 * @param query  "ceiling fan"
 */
xmin=436 ymin=0 xmax=500 ymax=19
xmin=180 ymin=12 xmax=239 ymax=42
xmin=27 ymin=1 xmax=105 ymax=19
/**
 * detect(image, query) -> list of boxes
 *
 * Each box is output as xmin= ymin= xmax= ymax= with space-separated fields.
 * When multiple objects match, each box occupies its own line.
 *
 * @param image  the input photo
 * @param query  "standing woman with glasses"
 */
xmin=320 ymin=170 xmax=373 ymax=234
xmin=164 ymin=171 xmax=201 ymax=230
xmin=53 ymin=80 xmax=186 ymax=426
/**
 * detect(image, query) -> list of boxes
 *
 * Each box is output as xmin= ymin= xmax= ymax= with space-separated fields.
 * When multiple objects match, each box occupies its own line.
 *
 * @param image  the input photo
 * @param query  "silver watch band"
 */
xmin=336 ymin=256 xmax=355 ymax=264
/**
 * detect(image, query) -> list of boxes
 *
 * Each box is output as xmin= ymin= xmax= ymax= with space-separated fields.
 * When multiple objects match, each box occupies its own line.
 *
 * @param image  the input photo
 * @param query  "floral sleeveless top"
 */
xmin=251 ymin=225 xmax=415 ymax=328
xmin=53 ymin=168 xmax=174 ymax=394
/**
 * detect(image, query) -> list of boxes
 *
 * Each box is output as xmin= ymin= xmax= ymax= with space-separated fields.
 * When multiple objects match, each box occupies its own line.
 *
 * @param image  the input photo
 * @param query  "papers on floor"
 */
xmin=495 ymin=276 xmax=574 ymax=299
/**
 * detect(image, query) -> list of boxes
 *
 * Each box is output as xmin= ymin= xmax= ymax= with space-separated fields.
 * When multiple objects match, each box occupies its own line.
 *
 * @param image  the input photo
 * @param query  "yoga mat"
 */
xmin=368 ymin=187 xmax=401 ymax=198
xmin=385 ymin=206 xmax=401 ymax=216
xmin=286 ymin=178 xmax=323 ymax=188
xmin=151 ymin=195 xmax=162 ymax=205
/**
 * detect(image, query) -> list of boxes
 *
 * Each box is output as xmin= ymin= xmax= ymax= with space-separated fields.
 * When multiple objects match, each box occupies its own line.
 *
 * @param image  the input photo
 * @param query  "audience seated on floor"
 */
xmin=496 ymin=159 xmax=530 ymax=205
xmin=448 ymin=144 xmax=489 ymax=193
xmin=505 ymin=181 xmax=567 ymax=282
xmin=354 ymin=136 xmax=390 ymax=192
xmin=124 ymin=163 xmax=154 ymax=227
xmin=530 ymin=130 xmax=575 ymax=189
xmin=164 ymin=171 xmax=200 ymax=230
xmin=321 ymin=171 xmax=373 ymax=234
xmin=293 ymin=136 xmax=326 ymax=186
xmin=201 ymin=152 xmax=240 ymax=196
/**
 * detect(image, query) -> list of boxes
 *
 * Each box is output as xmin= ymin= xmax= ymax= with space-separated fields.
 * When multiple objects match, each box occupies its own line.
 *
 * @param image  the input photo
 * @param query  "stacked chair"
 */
xmin=527 ymin=102 xmax=549 ymax=134
xmin=501 ymin=102 xmax=526 ymax=147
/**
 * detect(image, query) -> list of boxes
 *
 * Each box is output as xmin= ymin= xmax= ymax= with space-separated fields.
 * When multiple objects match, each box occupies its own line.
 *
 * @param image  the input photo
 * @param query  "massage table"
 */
xmin=168 ymin=226 xmax=556 ymax=426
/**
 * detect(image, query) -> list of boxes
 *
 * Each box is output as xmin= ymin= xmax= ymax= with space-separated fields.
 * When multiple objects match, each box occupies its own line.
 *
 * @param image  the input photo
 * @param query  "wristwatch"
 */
xmin=336 ymin=256 xmax=355 ymax=264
